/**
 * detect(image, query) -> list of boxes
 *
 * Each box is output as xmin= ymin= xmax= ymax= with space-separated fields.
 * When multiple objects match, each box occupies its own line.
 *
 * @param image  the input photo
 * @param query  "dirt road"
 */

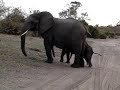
xmin=0 ymin=34 xmax=120 ymax=90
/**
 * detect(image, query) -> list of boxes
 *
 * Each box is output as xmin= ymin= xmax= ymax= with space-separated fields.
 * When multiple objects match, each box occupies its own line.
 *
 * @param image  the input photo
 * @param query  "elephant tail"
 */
xmin=93 ymin=52 xmax=102 ymax=56
xmin=84 ymin=25 xmax=91 ymax=37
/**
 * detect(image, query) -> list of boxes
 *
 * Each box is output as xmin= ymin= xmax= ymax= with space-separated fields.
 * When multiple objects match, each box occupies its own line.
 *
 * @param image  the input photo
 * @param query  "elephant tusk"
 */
xmin=21 ymin=30 xmax=28 ymax=36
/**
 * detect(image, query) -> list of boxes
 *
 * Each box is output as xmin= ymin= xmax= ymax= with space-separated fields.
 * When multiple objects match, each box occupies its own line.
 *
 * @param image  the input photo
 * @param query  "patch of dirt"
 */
xmin=0 ymin=34 xmax=120 ymax=90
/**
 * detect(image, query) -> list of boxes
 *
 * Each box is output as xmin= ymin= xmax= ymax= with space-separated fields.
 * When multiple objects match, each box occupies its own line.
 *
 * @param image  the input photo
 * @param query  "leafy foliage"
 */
xmin=0 ymin=7 xmax=25 ymax=35
xmin=59 ymin=1 xmax=79 ymax=19
xmin=0 ymin=0 xmax=9 ymax=18
xmin=88 ymin=25 xmax=99 ymax=38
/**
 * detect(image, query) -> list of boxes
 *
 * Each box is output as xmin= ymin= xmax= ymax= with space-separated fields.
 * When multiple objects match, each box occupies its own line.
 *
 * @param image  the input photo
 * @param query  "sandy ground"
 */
xmin=0 ymin=34 xmax=120 ymax=90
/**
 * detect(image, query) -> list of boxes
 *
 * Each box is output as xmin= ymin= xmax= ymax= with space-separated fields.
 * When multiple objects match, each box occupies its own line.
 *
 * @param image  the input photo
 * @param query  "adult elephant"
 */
xmin=21 ymin=11 xmax=87 ymax=68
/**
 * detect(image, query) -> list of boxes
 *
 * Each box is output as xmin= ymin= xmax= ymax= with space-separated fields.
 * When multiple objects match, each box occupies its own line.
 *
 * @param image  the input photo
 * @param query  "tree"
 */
xmin=88 ymin=25 xmax=99 ymax=38
xmin=116 ymin=20 xmax=120 ymax=26
xmin=59 ymin=1 xmax=89 ymax=21
xmin=0 ymin=7 xmax=25 ymax=35
xmin=78 ymin=12 xmax=89 ymax=21
xmin=59 ymin=1 xmax=82 ymax=19
xmin=6 ymin=8 xmax=25 ymax=22
xmin=0 ymin=0 xmax=9 ymax=18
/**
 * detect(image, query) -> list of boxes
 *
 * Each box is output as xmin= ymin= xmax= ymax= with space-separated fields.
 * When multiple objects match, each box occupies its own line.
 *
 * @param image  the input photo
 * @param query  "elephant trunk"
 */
xmin=21 ymin=30 xmax=28 ymax=56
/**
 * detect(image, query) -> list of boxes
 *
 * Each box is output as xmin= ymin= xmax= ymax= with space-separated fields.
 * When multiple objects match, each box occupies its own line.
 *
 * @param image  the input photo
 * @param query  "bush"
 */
xmin=88 ymin=25 xmax=99 ymax=38
xmin=0 ymin=7 xmax=25 ymax=35
xmin=99 ymin=32 xmax=107 ymax=39
xmin=105 ymin=31 xmax=115 ymax=38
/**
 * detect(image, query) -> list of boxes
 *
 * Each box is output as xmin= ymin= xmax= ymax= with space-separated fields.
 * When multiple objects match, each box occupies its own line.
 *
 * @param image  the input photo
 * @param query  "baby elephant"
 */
xmin=60 ymin=42 xmax=100 ymax=67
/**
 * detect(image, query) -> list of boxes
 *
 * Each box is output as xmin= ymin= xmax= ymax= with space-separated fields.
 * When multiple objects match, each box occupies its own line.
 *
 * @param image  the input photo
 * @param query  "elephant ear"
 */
xmin=39 ymin=12 xmax=54 ymax=34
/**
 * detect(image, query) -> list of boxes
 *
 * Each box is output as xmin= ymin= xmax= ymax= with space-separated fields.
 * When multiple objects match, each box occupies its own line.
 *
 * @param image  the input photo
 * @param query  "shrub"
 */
xmin=88 ymin=25 xmax=99 ymax=38
xmin=0 ymin=7 xmax=25 ymax=35
xmin=105 ymin=31 xmax=115 ymax=38
xmin=99 ymin=32 xmax=107 ymax=39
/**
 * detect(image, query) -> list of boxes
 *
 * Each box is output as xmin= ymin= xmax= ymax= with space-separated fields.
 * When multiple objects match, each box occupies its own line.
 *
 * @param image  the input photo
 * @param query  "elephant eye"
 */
xmin=28 ymin=21 xmax=35 ymax=26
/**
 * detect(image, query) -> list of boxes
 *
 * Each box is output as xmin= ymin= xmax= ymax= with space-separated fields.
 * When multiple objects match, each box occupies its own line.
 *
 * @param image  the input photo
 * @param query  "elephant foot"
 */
xmin=66 ymin=61 xmax=70 ymax=63
xmin=60 ymin=59 xmax=63 ymax=62
xmin=79 ymin=63 xmax=84 ymax=67
xmin=88 ymin=63 xmax=92 ymax=67
xmin=80 ymin=65 xmax=84 ymax=67
xmin=71 ymin=64 xmax=81 ymax=68
xmin=80 ymin=60 xmax=85 ymax=67
xmin=45 ymin=59 xmax=53 ymax=63
xmin=87 ymin=62 xmax=89 ymax=65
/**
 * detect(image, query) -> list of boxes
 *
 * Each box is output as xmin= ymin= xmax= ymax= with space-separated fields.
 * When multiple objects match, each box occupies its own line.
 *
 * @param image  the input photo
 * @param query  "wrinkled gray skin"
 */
xmin=60 ymin=42 xmax=93 ymax=67
xmin=21 ymin=11 xmax=87 ymax=68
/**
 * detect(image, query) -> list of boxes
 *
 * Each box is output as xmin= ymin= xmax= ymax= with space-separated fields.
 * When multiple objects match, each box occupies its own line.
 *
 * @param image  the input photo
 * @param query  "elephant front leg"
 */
xmin=44 ymin=41 xmax=53 ymax=63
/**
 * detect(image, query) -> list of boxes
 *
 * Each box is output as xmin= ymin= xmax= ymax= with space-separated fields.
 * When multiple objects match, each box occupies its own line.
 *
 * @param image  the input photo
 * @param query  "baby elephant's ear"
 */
xmin=39 ymin=12 xmax=54 ymax=34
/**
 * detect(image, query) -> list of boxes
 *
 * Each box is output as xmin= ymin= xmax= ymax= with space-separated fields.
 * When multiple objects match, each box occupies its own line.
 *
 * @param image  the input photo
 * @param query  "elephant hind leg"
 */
xmin=71 ymin=53 xmax=81 ymax=68
xmin=85 ymin=58 xmax=92 ymax=67
xmin=66 ymin=60 xmax=70 ymax=63
xmin=65 ymin=52 xmax=70 ymax=63
xmin=86 ymin=61 xmax=92 ymax=67
xmin=79 ymin=57 xmax=84 ymax=67
xmin=88 ymin=61 xmax=92 ymax=67
xmin=71 ymin=44 xmax=85 ymax=68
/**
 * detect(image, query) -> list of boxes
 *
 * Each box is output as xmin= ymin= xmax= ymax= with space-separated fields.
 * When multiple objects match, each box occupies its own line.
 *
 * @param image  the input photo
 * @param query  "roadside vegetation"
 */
xmin=0 ymin=0 xmax=120 ymax=39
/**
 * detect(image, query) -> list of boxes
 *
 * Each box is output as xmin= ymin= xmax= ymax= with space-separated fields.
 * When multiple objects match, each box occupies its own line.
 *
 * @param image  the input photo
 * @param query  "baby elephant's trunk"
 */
xmin=93 ymin=52 xmax=102 ymax=56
